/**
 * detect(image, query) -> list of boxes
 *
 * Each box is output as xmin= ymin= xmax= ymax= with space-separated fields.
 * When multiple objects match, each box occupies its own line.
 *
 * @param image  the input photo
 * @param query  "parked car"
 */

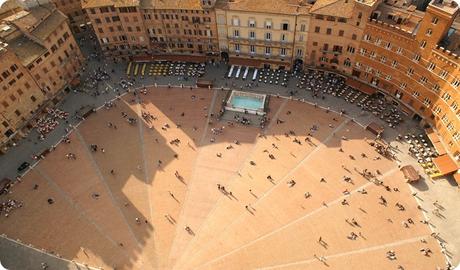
xmin=17 ymin=162 xmax=30 ymax=173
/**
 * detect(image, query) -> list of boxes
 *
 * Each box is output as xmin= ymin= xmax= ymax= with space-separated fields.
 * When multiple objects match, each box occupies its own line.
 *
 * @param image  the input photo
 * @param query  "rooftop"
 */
xmin=310 ymin=0 xmax=355 ymax=18
xmin=7 ymin=34 xmax=47 ymax=65
xmin=3 ymin=4 xmax=56 ymax=32
xmin=141 ymin=0 xmax=203 ymax=9
xmin=216 ymin=0 xmax=311 ymax=15
xmin=30 ymin=9 xmax=67 ymax=40
xmin=429 ymin=0 xmax=458 ymax=15
xmin=372 ymin=2 xmax=424 ymax=33
xmin=82 ymin=0 xmax=139 ymax=8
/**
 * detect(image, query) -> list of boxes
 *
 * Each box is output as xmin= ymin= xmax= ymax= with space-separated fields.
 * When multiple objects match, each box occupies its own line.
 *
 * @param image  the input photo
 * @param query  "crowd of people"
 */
xmin=36 ymin=108 xmax=69 ymax=139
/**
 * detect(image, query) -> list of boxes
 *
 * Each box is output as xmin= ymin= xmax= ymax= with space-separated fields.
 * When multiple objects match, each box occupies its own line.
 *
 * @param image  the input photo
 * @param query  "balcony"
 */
xmin=228 ymin=37 xmax=293 ymax=46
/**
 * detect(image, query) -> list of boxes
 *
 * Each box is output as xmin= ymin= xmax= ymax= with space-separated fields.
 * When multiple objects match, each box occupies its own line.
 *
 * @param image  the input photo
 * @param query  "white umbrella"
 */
xmin=0 ymin=260 xmax=8 ymax=270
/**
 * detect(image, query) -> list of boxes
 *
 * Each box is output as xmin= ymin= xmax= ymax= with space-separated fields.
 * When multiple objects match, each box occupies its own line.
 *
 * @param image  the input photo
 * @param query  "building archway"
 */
xmin=221 ymin=51 xmax=229 ymax=62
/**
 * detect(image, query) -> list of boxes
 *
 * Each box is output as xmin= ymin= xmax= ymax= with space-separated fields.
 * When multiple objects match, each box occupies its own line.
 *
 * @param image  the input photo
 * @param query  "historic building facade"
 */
xmin=354 ymin=0 xmax=460 ymax=159
xmin=0 ymin=3 xmax=83 ymax=151
xmin=83 ymin=0 xmax=219 ymax=61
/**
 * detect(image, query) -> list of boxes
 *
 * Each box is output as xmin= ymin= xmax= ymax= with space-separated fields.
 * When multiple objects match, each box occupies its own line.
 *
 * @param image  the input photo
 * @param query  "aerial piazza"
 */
xmin=0 ymin=0 xmax=459 ymax=269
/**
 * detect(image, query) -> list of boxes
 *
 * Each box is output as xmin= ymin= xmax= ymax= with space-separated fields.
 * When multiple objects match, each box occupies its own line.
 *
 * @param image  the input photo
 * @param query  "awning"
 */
xmin=425 ymin=128 xmax=447 ymax=155
xmin=433 ymin=155 xmax=459 ymax=176
xmin=345 ymin=77 xmax=377 ymax=95
xmin=196 ymin=79 xmax=213 ymax=88
xmin=400 ymin=165 xmax=420 ymax=182
xmin=453 ymin=173 xmax=460 ymax=186
xmin=366 ymin=122 xmax=384 ymax=136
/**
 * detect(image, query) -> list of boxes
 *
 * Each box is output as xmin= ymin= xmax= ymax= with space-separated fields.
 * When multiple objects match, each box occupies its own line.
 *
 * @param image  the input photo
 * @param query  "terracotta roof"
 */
xmin=147 ymin=0 xmax=203 ymax=9
xmin=218 ymin=0 xmax=311 ymax=15
xmin=453 ymin=173 xmax=460 ymax=185
xmin=425 ymin=128 xmax=447 ymax=155
xmin=310 ymin=0 xmax=354 ymax=18
xmin=31 ymin=9 xmax=67 ymax=40
xmin=433 ymin=155 xmax=458 ymax=176
xmin=8 ymin=34 xmax=47 ymax=66
xmin=82 ymin=0 xmax=139 ymax=9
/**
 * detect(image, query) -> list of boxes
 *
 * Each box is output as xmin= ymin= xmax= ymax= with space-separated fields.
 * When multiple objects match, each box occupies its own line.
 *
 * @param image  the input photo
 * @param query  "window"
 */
xmin=407 ymin=67 xmax=414 ymax=76
xmin=10 ymin=64 xmax=18 ymax=72
xmin=423 ymin=98 xmax=431 ymax=107
xmin=433 ymin=105 xmax=442 ymax=115
xmin=250 ymin=45 xmax=255 ymax=54
xmin=427 ymin=62 xmax=436 ymax=71
xmin=391 ymin=60 xmax=398 ymax=68
xmin=451 ymin=101 xmax=458 ymax=111
xmin=265 ymin=32 xmax=271 ymax=40
xmin=431 ymin=17 xmax=439 ymax=24
xmin=352 ymin=34 xmax=357 ymax=40
xmin=451 ymin=78 xmax=460 ymax=88
xmin=413 ymin=54 xmax=421 ymax=62
xmin=441 ymin=114 xmax=449 ymax=124
xmin=412 ymin=91 xmax=420 ymax=98
xmin=296 ymin=48 xmax=303 ymax=57
xmin=234 ymin=43 xmax=240 ymax=52
xmin=281 ymin=33 xmax=286 ymax=41
xmin=94 ymin=18 xmax=101 ymax=24
xmin=347 ymin=46 xmax=355 ymax=53
xmin=282 ymin=23 xmax=289 ymax=31
xmin=396 ymin=47 xmax=403 ymax=54
xmin=1 ymin=70 xmax=10 ymax=79
xmin=326 ymin=28 xmax=332 ymax=35
xmin=298 ymin=34 xmax=304 ymax=42
xmin=432 ymin=84 xmax=440 ymax=93
xmin=400 ymin=82 xmax=407 ymax=89
xmin=426 ymin=28 xmax=433 ymax=36
xmin=232 ymin=18 xmax=239 ymax=26
xmin=233 ymin=29 xmax=239 ymax=37
xmin=30 ymin=95 xmax=37 ymax=102
xmin=442 ymin=92 xmax=451 ymax=102
xmin=420 ymin=40 xmax=427 ymax=48
xmin=249 ymin=19 xmax=255 ymax=28
xmin=315 ymin=26 xmax=320 ymax=33
xmin=280 ymin=48 xmax=287 ymax=56
xmin=265 ymin=47 xmax=271 ymax=55
xmin=300 ymin=24 xmax=306 ymax=32
xmin=265 ymin=21 xmax=272 ymax=29
xmin=344 ymin=58 xmax=351 ymax=67
xmin=380 ymin=56 xmax=386 ymax=63
xmin=363 ymin=34 xmax=371 ymax=41
xmin=453 ymin=132 xmax=460 ymax=142
xmin=419 ymin=76 xmax=428 ymax=84
xmin=338 ymin=30 xmax=344 ymax=37
xmin=249 ymin=31 xmax=255 ymax=39
xmin=439 ymin=70 xmax=449 ymax=79
xmin=14 ymin=110 xmax=21 ymax=116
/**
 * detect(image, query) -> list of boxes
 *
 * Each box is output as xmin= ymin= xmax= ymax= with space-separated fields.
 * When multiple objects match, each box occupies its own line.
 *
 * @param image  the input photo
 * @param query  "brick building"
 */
xmin=83 ymin=0 xmax=219 ymax=61
xmin=0 ymin=2 xmax=83 ymax=151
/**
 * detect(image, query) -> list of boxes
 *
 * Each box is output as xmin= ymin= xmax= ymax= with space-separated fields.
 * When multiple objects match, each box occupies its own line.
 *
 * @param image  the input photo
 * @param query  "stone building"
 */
xmin=0 ymin=1 xmax=83 ymax=151
xmin=83 ymin=0 xmax=219 ymax=61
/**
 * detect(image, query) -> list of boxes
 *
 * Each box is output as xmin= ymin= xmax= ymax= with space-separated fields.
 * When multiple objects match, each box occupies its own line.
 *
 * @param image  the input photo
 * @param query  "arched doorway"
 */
xmin=293 ymin=58 xmax=304 ymax=73
xmin=221 ymin=51 xmax=229 ymax=62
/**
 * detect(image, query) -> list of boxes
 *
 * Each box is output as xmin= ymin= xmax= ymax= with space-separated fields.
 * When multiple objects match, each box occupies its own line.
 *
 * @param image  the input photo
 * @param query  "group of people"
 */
xmin=36 ymin=108 xmax=69 ymax=139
